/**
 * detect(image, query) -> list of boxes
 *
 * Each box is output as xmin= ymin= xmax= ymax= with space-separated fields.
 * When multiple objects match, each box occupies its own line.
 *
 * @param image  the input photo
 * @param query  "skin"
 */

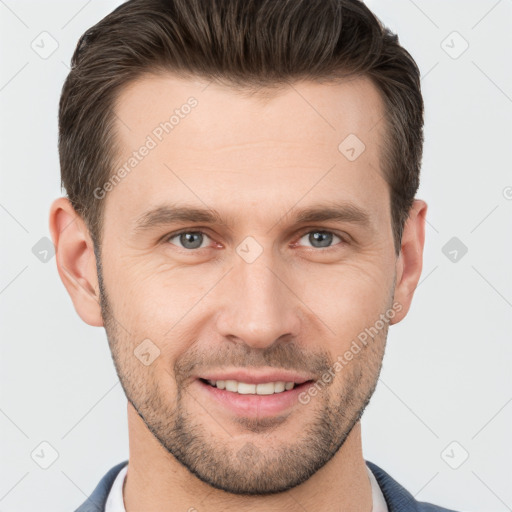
xmin=49 ymin=73 xmax=426 ymax=512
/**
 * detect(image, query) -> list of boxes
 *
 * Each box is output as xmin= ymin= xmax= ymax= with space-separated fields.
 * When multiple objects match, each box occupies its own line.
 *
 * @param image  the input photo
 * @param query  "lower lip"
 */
xmin=195 ymin=379 xmax=314 ymax=418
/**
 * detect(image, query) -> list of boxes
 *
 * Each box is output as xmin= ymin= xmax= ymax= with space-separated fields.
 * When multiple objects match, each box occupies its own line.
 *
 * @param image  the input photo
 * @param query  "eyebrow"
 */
xmin=132 ymin=200 xmax=373 ymax=235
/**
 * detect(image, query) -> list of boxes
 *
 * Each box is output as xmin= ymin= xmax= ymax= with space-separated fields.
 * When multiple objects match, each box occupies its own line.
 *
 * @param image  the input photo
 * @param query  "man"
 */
xmin=49 ymin=0 xmax=461 ymax=510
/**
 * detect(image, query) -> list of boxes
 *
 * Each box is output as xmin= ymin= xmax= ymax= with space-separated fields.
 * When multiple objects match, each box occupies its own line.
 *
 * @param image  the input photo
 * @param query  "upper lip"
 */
xmin=197 ymin=369 xmax=315 ymax=385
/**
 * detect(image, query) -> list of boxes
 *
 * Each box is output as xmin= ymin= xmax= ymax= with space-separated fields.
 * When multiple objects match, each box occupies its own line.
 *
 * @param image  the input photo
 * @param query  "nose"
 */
xmin=214 ymin=251 xmax=302 ymax=350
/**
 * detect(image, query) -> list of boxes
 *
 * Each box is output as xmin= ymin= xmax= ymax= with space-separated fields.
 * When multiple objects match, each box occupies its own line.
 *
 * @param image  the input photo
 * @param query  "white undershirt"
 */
xmin=105 ymin=463 xmax=388 ymax=511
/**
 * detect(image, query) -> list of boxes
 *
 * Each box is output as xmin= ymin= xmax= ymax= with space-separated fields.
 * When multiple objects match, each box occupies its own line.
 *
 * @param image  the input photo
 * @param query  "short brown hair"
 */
xmin=59 ymin=0 xmax=424 ymax=254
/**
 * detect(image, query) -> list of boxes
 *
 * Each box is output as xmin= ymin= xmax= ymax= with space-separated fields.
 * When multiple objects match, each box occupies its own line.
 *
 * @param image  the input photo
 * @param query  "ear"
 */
xmin=48 ymin=197 xmax=104 ymax=327
xmin=389 ymin=199 xmax=428 ymax=325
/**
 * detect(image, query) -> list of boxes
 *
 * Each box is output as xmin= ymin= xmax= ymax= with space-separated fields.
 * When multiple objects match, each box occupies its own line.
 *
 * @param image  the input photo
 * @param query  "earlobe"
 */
xmin=389 ymin=199 xmax=428 ymax=326
xmin=48 ymin=197 xmax=104 ymax=327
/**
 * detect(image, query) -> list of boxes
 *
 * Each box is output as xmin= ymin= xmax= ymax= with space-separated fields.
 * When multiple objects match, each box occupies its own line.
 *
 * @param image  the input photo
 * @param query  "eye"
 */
xmin=164 ymin=229 xmax=347 ymax=252
xmin=166 ymin=230 xmax=212 ymax=250
xmin=295 ymin=230 xmax=346 ymax=249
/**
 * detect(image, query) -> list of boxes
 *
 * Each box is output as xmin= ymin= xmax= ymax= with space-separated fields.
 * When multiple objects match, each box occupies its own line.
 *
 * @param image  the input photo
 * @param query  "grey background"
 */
xmin=1 ymin=0 xmax=511 ymax=510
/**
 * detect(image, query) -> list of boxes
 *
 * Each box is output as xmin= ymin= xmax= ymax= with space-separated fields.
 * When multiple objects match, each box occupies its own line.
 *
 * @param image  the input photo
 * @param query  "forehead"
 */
xmin=114 ymin=72 xmax=386 ymax=150
xmin=106 ymin=72 xmax=389 ymax=233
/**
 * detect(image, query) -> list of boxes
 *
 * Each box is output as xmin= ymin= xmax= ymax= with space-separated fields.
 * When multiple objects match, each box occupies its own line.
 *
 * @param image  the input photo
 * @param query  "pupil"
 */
xmin=180 ymin=232 xmax=202 ymax=249
xmin=310 ymin=231 xmax=332 ymax=248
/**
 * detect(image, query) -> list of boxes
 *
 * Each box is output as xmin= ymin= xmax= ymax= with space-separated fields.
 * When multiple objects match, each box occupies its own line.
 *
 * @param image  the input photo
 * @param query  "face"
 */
xmin=96 ymin=73 xmax=400 ymax=494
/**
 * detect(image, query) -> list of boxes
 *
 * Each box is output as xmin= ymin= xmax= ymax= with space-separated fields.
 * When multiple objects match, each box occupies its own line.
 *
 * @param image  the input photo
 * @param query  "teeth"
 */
xmin=206 ymin=379 xmax=298 ymax=395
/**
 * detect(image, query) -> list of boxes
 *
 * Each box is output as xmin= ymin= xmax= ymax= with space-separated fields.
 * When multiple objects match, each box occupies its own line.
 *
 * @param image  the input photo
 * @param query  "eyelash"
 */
xmin=164 ymin=228 xmax=349 ymax=252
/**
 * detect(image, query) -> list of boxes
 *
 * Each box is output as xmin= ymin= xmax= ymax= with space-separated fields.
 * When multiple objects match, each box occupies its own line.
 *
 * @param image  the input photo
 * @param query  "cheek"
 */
xmin=103 ymin=261 xmax=212 ymax=377
xmin=103 ymin=254 xmax=192 ymax=324
xmin=298 ymin=258 xmax=392 ymax=331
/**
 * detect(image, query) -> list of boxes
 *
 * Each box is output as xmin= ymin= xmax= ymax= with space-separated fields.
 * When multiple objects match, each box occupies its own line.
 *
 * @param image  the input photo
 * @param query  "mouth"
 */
xmin=199 ymin=378 xmax=312 ymax=395
xmin=196 ymin=377 xmax=316 ymax=418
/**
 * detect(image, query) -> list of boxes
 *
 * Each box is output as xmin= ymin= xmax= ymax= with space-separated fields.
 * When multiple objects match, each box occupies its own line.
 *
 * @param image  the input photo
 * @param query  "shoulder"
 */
xmin=417 ymin=504 xmax=461 ymax=512
xmin=74 ymin=460 xmax=129 ymax=512
xmin=366 ymin=460 xmax=462 ymax=512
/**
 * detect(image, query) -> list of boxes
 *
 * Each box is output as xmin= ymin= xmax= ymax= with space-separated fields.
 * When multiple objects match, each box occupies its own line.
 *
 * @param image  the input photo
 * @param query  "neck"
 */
xmin=123 ymin=402 xmax=372 ymax=512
